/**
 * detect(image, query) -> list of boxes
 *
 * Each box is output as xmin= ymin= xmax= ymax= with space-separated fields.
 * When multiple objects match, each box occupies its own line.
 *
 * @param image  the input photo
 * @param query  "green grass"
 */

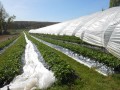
xmin=28 ymin=33 xmax=120 ymax=90
xmin=31 ymin=34 xmax=120 ymax=72
xmin=0 ymin=34 xmax=26 ymax=87
xmin=48 ymin=51 xmax=120 ymax=90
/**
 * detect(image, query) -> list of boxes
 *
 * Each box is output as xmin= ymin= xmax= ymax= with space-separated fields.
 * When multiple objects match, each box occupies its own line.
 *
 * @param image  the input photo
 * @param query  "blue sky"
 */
xmin=1 ymin=0 xmax=110 ymax=22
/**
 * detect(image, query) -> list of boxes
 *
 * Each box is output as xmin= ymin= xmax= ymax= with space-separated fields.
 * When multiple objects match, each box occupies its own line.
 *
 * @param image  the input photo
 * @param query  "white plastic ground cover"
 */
xmin=29 ymin=6 xmax=120 ymax=59
xmin=1 ymin=33 xmax=55 ymax=90
xmin=31 ymin=35 xmax=114 ymax=76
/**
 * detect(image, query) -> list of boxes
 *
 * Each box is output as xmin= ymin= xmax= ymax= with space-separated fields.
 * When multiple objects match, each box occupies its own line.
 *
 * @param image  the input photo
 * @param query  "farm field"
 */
xmin=27 ymin=33 xmax=120 ymax=90
xmin=0 ymin=0 xmax=120 ymax=89
xmin=30 ymin=34 xmax=120 ymax=72
xmin=0 ymin=32 xmax=120 ymax=90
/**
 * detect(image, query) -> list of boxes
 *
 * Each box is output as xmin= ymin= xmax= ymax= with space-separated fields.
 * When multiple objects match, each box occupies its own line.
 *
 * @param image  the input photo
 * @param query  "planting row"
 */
xmin=0 ymin=36 xmax=18 ymax=50
xmin=0 ymin=34 xmax=26 ymax=87
xmin=31 ymin=33 xmax=107 ymax=52
xmin=31 ymin=34 xmax=120 ymax=72
xmin=32 ymin=34 xmax=83 ymax=44
xmin=29 ymin=34 xmax=120 ymax=90
xmin=26 ymin=33 xmax=78 ymax=85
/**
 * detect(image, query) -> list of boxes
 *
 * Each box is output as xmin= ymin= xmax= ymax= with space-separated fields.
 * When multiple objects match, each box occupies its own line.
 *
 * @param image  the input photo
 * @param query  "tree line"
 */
xmin=109 ymin=0 xmax=120 ymax=8
xmin=0 ymin=1 xmax=15 ymax=35
xmin=9 ymin=21 xmax=59 ymax=30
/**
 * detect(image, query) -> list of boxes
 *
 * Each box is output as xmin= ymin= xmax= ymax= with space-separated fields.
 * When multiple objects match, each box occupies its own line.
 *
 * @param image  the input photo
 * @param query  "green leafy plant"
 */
xmin=31 ymin=34 xmax=120 ymax=72
xmin=0 ymin=34 xmax=26 ymax=87
xmin=27 ymin=33 xmax=78 ymax=85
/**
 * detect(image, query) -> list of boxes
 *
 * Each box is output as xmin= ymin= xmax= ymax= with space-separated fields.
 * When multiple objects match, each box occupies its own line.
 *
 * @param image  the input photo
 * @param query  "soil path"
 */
xmin=0 ymin=35 xmax=16 ymax=42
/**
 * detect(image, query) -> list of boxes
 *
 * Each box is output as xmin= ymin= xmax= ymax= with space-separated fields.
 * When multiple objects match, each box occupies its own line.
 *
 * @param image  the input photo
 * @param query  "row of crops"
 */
xmin=0 ymin=33 xmax=79 ymax=89
xmin=31 ymin=34 xmax=108 ymax=53
xmin=0 ymin=32 xmax=120 ymax=90
xmin=27 ymin=33 xmax=120 ymax=90
xmin=30 ymin=33 xmax=120 ymax=73
xmin=0 ymin=34 xmax=26 ymax=87
xmin=27 ymin=33 xmax=78 ymax=85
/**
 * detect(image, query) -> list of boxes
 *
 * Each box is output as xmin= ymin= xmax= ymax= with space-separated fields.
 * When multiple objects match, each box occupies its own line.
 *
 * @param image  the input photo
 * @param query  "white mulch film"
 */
xmin=1 ymin=33 xmax=55 ymax=90
xmin=29 ymin=6 xmax=120 ymax=59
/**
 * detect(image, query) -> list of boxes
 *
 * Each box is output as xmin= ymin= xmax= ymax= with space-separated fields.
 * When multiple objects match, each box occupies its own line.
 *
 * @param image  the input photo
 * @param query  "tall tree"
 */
xmin=0 ymin=1 xmax=15 ymax=34
xmin=3 ymin=15 xmax=16 ymax=34
xmin=109 ymin=0 xmax=120 ymax=8
xmin=0 ymin=2 xmax=4 ymax=34
xmin=0 ymin=1 xmax=8 ymax=34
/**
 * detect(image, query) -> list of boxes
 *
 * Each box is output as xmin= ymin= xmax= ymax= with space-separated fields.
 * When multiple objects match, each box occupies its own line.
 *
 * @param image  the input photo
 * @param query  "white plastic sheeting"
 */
xmin=29 ymin=6 xmax=120 ymax=59
xmin=1 ymin=33 xmax=55 ymax=90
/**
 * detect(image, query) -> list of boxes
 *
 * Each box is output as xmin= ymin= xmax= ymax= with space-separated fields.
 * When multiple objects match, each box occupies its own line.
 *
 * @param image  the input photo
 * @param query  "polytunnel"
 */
xmin=29 ymin=6 xmax=120 ymax=59
xmin=61 ymin=12 xmax=102 ymax=36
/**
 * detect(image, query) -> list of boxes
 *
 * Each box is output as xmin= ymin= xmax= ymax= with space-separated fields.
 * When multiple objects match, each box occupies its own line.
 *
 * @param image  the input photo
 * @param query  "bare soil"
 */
xmin=0 ymin=35 xmax=16 ymax=42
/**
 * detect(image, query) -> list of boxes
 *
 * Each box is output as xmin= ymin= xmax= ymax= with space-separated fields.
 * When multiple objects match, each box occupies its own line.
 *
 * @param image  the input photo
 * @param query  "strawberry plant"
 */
xmin=27 ymin=33 xmax=78 ymax=85
xmin=0 ymin=34 xmax=26 ymax=87
xmin=31 ymin=34 xmax=120 ymax=72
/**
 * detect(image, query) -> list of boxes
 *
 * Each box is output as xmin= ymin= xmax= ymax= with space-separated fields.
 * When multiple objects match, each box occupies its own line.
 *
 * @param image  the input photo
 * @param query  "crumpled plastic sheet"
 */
xmin=0 ymin=33 xmax=55 ymax=90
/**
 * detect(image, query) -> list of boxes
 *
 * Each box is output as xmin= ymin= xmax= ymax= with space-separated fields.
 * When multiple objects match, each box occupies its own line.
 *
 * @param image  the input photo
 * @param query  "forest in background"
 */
xmin=109 ymin=0 xmax=120 ymax=8
xmin=8 ymin=21 xmax=59 ymax=30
